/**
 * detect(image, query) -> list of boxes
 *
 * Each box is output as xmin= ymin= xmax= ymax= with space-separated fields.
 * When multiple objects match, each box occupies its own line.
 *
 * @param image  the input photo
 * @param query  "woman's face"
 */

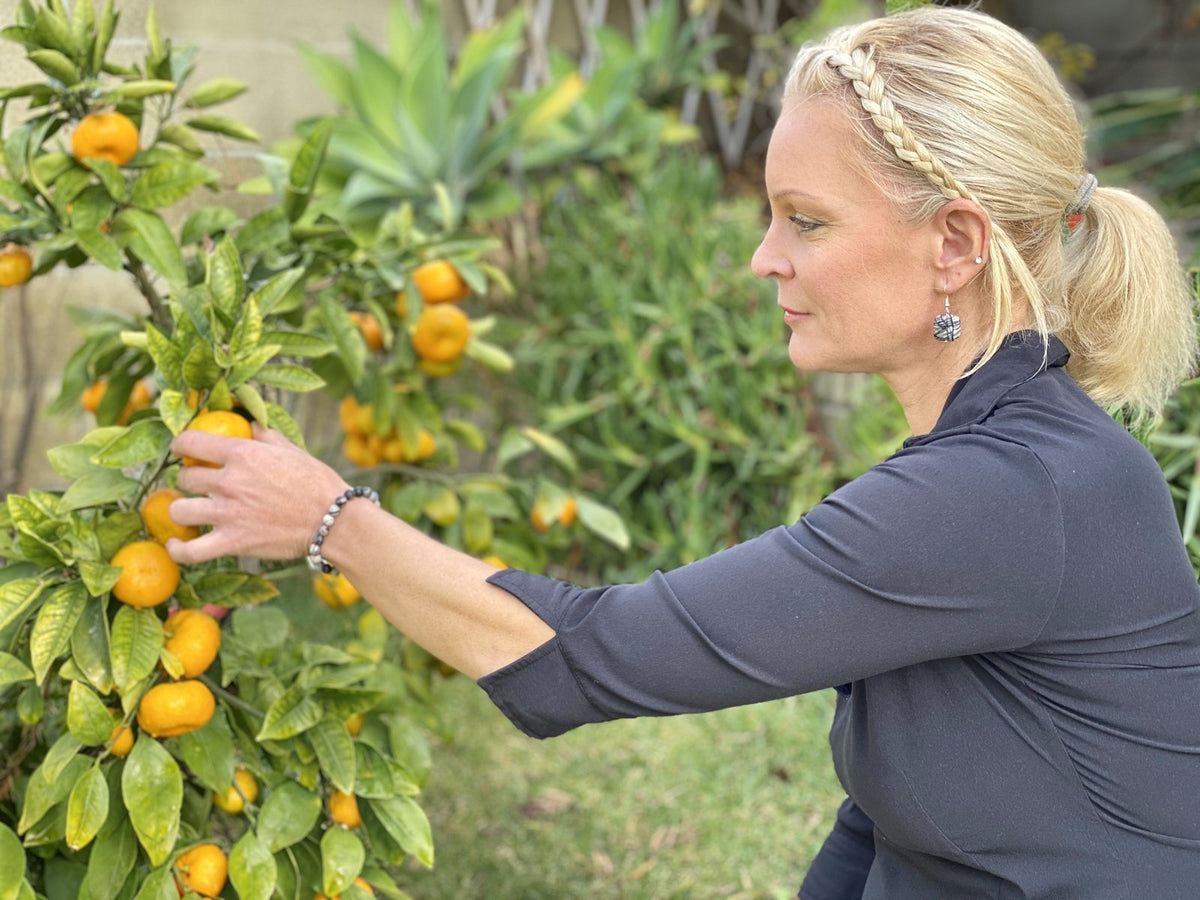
xmin=752 ymin=98 xmax=944 ymax=381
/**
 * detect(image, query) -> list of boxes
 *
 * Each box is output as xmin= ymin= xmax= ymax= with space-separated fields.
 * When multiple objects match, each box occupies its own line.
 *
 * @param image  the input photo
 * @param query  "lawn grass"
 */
xmin=394 ymin=675 xmax=845 ymax=899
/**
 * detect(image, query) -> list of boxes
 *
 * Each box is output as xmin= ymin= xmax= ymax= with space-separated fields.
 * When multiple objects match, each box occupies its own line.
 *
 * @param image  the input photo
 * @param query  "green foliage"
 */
xmin=509 ymin=151 xmax=870 ymax=580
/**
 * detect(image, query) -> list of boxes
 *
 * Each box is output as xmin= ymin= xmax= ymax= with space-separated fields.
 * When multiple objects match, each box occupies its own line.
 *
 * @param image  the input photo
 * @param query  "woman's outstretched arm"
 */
xmin=165 ymin=425 xmax=555 ymax=678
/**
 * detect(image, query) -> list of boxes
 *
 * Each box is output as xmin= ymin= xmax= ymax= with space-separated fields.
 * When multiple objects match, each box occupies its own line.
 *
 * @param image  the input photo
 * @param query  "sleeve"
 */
xmin=479 ymin=433 xmax=1066 ymax=738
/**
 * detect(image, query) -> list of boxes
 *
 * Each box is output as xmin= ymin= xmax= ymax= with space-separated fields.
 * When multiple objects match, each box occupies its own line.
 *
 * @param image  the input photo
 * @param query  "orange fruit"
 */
xmin=107 ymin=715 xmax=134 ymax=757
xmin=174 ymin=843 xmax=227 ymax=899
xmin=418 ymin=357 xmax=463 ymax=378
xmin=80 ymin=380 xmax=107 ymax=414
xmin=111 ymin=540 xmax=180 ymax=608
xmin=181 ymin=410 xmax=253 ymax=467
xmin=185 ymin=389 xmax=204 ymax=409
xmin=341 ymin=434 xmax=378 ymax=469
xmin=532 ymin=496 xmax=577 ymax=533
xmin=349 ymin=310 xmax=384 ymax=351
xmin=411 ymin=304 xmax=470 ymax=363
xmin=394 ymin=290 xmax=408 ymax=320
xmin=119 ymin=380 xmax=154 ymax=425
xmin=382 ymin=428 xmax=435 ymax=464
xmin=338 ymin=395 xmax=361 ymax=434
xmin=163 ymin=609 xmax=221 ymax=679
xmin=137 ymin=680 xmax=215 ymax=738
xmin=71 ymin=110 xmax=139 ymax=167
xmin=212 ymin=768 xmax=258 ymax=814
xmin=344 ymin=713 xmax=365 ymax=736
xmin=329 ymin=790 xmax=362 ymax=828
xmin=141 ymin=487 xmax=201 ymax=544
xmin=0 ymin=243 xmax=34 ymax=287
xmin=313 ymin=572 xmax=360 ymax=609
xmin=412 ymin=259 xmax=471 ymax=304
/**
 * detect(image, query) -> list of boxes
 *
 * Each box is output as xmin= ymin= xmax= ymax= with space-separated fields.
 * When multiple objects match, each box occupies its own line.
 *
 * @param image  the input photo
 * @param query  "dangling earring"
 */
xmin=933 ymin=295 xmax=961 ymax=342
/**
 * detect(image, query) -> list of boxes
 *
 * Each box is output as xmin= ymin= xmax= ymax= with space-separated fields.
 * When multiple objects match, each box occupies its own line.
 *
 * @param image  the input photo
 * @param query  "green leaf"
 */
xmin=28 ymin=47 xmax=79 ymax=83
xmin=90 ymin=418 xmax=172 ymax=467
xmin=18 ymin=756 xmax=88 ymax=834
xmin=62 ymin=469 xmax=139 ymax=511
xmin=258 ymin=683 xmax=323 ymax=740
xmin=130 ymin=866 xmax=176 ymax=900
xmin=68 ymin=680 xmax=116 ymax=746
xmin=229 ymin=831 xmax=276 ymax=900
xmin=40 ymin=732 xmax=83 ymax=785
xmin=575 ymin=495 xmax=631 ymax=551
xmin=182 ymin=340 xmax=222 ymax=390
xmin=319 ymin=295 xmax=366 ymax=385
xmin=86 ymin=157 xmax=128 ymax=202
xmin=320 ymin=825 xmax=364 ymax=896
xmin=112 ymin=208 xmax=187 ymax=293
xmin=285 ymin=118 xmax=332 ymax=221
xmin=81 ymin=814 xmax=136 ymax=900
xmin=66 ymin=766 xmax=109 ymax=850
xmin=110 ymin=78 xmax=175 ymax=99
xmin=0 ymin=651 xmax=34 ymax=689
xmin=172 ymin=706 xmax=234 ymax=793
xmin=206 ymin=233 xmax=244 ymax=317
xmin=29 ymin=581 xmax=87 ymax=683
xmin=256 ymin=782 xmax=322 ymax=852
xmin=254 ymin=364 xmax=325 ymax=392
xmin=266 ymin=402 xmax=305 ymax=449
xmin=0 ymin=824 xmax=25 ymax=900
xmin=185 ymin=77 xmax=248 ymax=108
xmin=130 ymin=159 xmax=219 ymax=208
xmin=121 ymin=736 xmax=182 ymax=866
xmin=234 ymin=383 xmax=269 ymax=426
xmin=246 ymin=266 xmax=304 ymax=316
xmin=145 ymin=324 xmax=183 ymax=386
xmin=367 ymin=795 xmax=433 ymax=868
xmin=464 ymin=337 xmax=514 ymax=372
xmin=521 ymin=426 xmax=578 ymax=475
xmin=191 ymin=570 xmax=279 ymax=608
xmin=109 ymin=606 xmax=163 ymax=692
xmin=71 ymin=598 xmax=114 ymax=693
xmin=157 ymin=122 xmax=205 ymax=156
xmin=186 ymin=115 xmax=261 ymax=142
xmin=72 ymin=226 xmax=123 ymax=271
xmin=309 ymin=717 xmax=356 ymax=793
xmin=78 ymin=559 xmax=121 ymax=597
xmin=260 ymin=329 xmax=334 ymax=358
xmin=180 ymin=205 xmax=240 ymax=245
xmin=0 ymin=578 xmax=44 ymax=637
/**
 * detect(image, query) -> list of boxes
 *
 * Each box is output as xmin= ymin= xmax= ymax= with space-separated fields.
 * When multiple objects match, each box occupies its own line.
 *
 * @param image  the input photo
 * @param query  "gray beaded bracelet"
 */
xmin=306 ymin=486 xmax=380 ymax=574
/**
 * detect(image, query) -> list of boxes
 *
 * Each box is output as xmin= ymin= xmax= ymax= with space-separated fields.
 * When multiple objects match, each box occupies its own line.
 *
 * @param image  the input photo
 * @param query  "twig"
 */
xmin=125 ymin=260 xmax=171 ymax=333
xmin=200 ymin=674 xmax=264 ymax=719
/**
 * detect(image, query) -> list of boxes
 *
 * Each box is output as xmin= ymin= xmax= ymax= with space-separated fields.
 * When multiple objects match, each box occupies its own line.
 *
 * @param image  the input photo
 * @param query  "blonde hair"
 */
xmin=783 ymin=5 xmax=1196 ymax=417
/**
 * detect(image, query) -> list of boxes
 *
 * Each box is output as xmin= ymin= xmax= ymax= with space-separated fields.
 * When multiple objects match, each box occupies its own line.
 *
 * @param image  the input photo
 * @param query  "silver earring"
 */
xmin=934 ymin=295 xmax=961 ymax=342
xmin=974 ymin=255 xmax=983 ymax=265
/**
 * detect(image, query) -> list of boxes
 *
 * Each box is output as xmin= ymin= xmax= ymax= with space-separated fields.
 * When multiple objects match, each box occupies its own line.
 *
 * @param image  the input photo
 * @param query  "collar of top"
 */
xmin=904 ymin=331 xmax=1070 ymax=446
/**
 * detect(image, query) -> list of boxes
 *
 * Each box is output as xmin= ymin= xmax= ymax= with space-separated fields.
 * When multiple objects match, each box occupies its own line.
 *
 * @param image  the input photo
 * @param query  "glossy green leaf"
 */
xmin=309 ymin=717 xmax=356 ymax=793
xmin=575 ymin=495 xmax=631 ymax=551
xmin=172 ymin=706 xmax=235 ymax=793
xmin=121 ymin=736 xmax=182 ymax=866
xmin=78 ymin=559 xmax=121 ymax=599
xmin=367 ymin=795 xmax=433 ymax=868
xmin=66 ymin=766 xmax=109 ymax=850
xmin=109 ymin=606 xmax=163 ymax=692
xmin=68 ymin=680 xmax=116 ymax=746
xmin=90 ymin=418 xmax=172 ymax=467
xmin=256 ymin=782 xmax=321 ymax=852
xmin=18 ymin=756 xmax=88 ymax=834
xmin=0 ymin=651 xmax=34 ymax=689
xmin=28 ymin=47 xmax=78 ymax=83
xmin=130 ymin=866 xmax=176 ymax=900
xmin=285 ymin=118 xmax=332 ymax=221
xmin=30 ymin=581 xmax=87 ymax=683
xmin=81 ymin=814 xmax=136 ymax=900
xmin=0 ymin=823 xmax=25 ymax=900
xmin=186 ymin=115 xmax=260 ymax=142
xmin=320 ymin=825 xmax=364 ymax=896
xmin=61 ymin=469 xmax=139 ymax=511
xmin=40 ymin=733 xmax=82 ymax=785
xmin=71 ymin=598 xmax=114 ymax=693
xmin=229 ymin=831 xmax=276 ymax=900
xmin=185 ymin=77 xmax=248 ymax=108
xmin=113 ymin=208 xmax=187 ymax=293
xmin=72 ymin=226 xmax=123 ymax=271
xmin=0 ymin=577 xmax=45 ymax=634
xmin=131 ymin=159 xmax=219 ymax=208
xmin=207 ymin=233 xmax=244 ymax=317
xmin=111 ymin=78 xmax=176 ymax=99
xmin=258 ymin=683 xmax=323 ymax=740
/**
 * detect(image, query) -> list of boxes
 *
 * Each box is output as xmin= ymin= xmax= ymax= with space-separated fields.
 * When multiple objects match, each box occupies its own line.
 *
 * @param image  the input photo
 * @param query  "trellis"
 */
xmin=402 ymin=0 xmax=823 ymax=166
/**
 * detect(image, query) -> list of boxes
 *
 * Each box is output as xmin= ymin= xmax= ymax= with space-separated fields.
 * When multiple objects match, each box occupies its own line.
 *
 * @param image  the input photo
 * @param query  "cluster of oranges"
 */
xmin=401 ymin=259 xmax=474 ymax=377
xmin=80 ymin=378 xmax=154 ymax=425
xmin=103 ymin=411 xmax=256 ymax=747
xmin=337 ymin=394 xmax=436 ymax=470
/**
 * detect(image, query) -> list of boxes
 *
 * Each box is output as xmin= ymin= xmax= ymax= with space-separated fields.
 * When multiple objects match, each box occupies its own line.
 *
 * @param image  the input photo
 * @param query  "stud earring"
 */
xmin=933 ymin=295 xmax=961 ymax=342
xmin=974 ymin=255 xmax=983 ymax=265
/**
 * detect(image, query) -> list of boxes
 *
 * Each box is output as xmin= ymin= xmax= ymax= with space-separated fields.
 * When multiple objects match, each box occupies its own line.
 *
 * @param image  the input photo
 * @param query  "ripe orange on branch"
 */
xmin=0 ymin=243 xmax=33 ymax=287
xmin=181 ymin=410 xmax=253 ymax=466
xmin=212 ymin=768 xmax=258 ymax=814
xmin=412 ymin=304 xmax=470 ymax=363
xmin=137 ymin=679 xmax=216 ymax=737
xmin=142 ymin=487 xmax=201 ymax=544
xmin=412 ymin=259 xmax=471 ymax=303
xmin=163 ymin=609 xmax=221 ymax=678
xmin=328 ymin=789 xmax=362 ymax=828
xmin=349 ymin=310 xmax=384 ymax=351
xmin=173 ymin=843 xmax=228 ymax=899
xmin=71 ymin=110 xmax=140 ymax=167
xmin=110 ymin=540 xmax=180 ymax=608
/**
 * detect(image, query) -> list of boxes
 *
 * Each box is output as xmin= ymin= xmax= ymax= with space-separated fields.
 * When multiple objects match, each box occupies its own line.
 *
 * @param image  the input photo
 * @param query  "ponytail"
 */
xmin=1059 ymin=187 xmax=1196 ymax=418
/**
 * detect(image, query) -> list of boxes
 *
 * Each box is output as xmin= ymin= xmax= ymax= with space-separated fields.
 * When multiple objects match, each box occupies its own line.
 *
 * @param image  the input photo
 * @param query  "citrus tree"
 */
xmin=0 ymin=2 xmax=631 ymax=899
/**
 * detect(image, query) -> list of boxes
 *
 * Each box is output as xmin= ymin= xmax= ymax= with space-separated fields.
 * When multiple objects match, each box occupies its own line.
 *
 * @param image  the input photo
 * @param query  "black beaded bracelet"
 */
xmin=306 ymin=486 xmax=380 ymax=574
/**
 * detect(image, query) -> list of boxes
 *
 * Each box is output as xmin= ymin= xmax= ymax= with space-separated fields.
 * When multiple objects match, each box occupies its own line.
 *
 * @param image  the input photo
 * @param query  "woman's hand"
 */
xmin=166 ymin=424 xmax=351 ymax=565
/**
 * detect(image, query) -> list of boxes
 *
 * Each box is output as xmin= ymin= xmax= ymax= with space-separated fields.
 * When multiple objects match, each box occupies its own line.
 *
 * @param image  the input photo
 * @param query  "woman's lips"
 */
xmin=780 ymin=307 xmax=811 ymax=325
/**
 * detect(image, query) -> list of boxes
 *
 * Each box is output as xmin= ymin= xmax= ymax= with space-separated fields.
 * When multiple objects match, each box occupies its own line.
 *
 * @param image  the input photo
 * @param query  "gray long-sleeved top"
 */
xmin=479 ymin=333 xmax=1200 ymax=898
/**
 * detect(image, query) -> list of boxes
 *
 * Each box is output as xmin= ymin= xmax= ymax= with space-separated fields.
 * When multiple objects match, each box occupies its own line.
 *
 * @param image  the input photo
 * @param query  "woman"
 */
xmin=166 ymin=6 xmax=1200 ymax=898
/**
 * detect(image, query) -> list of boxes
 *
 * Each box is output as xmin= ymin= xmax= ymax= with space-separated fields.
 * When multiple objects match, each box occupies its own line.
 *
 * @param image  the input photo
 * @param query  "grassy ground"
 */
xmin=393 ymin=676 xmax=845 ymax=900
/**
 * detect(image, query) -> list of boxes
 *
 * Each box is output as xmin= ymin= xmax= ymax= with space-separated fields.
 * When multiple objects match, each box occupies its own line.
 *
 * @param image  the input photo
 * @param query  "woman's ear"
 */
xmin=934 ymin=199 xmax=990 ymax=291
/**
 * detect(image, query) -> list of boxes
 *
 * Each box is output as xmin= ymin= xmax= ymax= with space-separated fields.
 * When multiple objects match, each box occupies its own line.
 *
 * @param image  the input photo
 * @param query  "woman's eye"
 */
xmin=788 ymin=215 xmax=821 ymax=233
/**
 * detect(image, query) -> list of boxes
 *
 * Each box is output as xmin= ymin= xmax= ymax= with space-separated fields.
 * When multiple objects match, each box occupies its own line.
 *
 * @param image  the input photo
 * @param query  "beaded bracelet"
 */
xmin=306 ymin=486 xmax=380 ymax=574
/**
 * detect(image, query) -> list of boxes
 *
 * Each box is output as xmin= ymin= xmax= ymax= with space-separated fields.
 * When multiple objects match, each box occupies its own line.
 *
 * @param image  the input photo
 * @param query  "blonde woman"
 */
xmin=167 ymin=6 xmax=1200 ymax=897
